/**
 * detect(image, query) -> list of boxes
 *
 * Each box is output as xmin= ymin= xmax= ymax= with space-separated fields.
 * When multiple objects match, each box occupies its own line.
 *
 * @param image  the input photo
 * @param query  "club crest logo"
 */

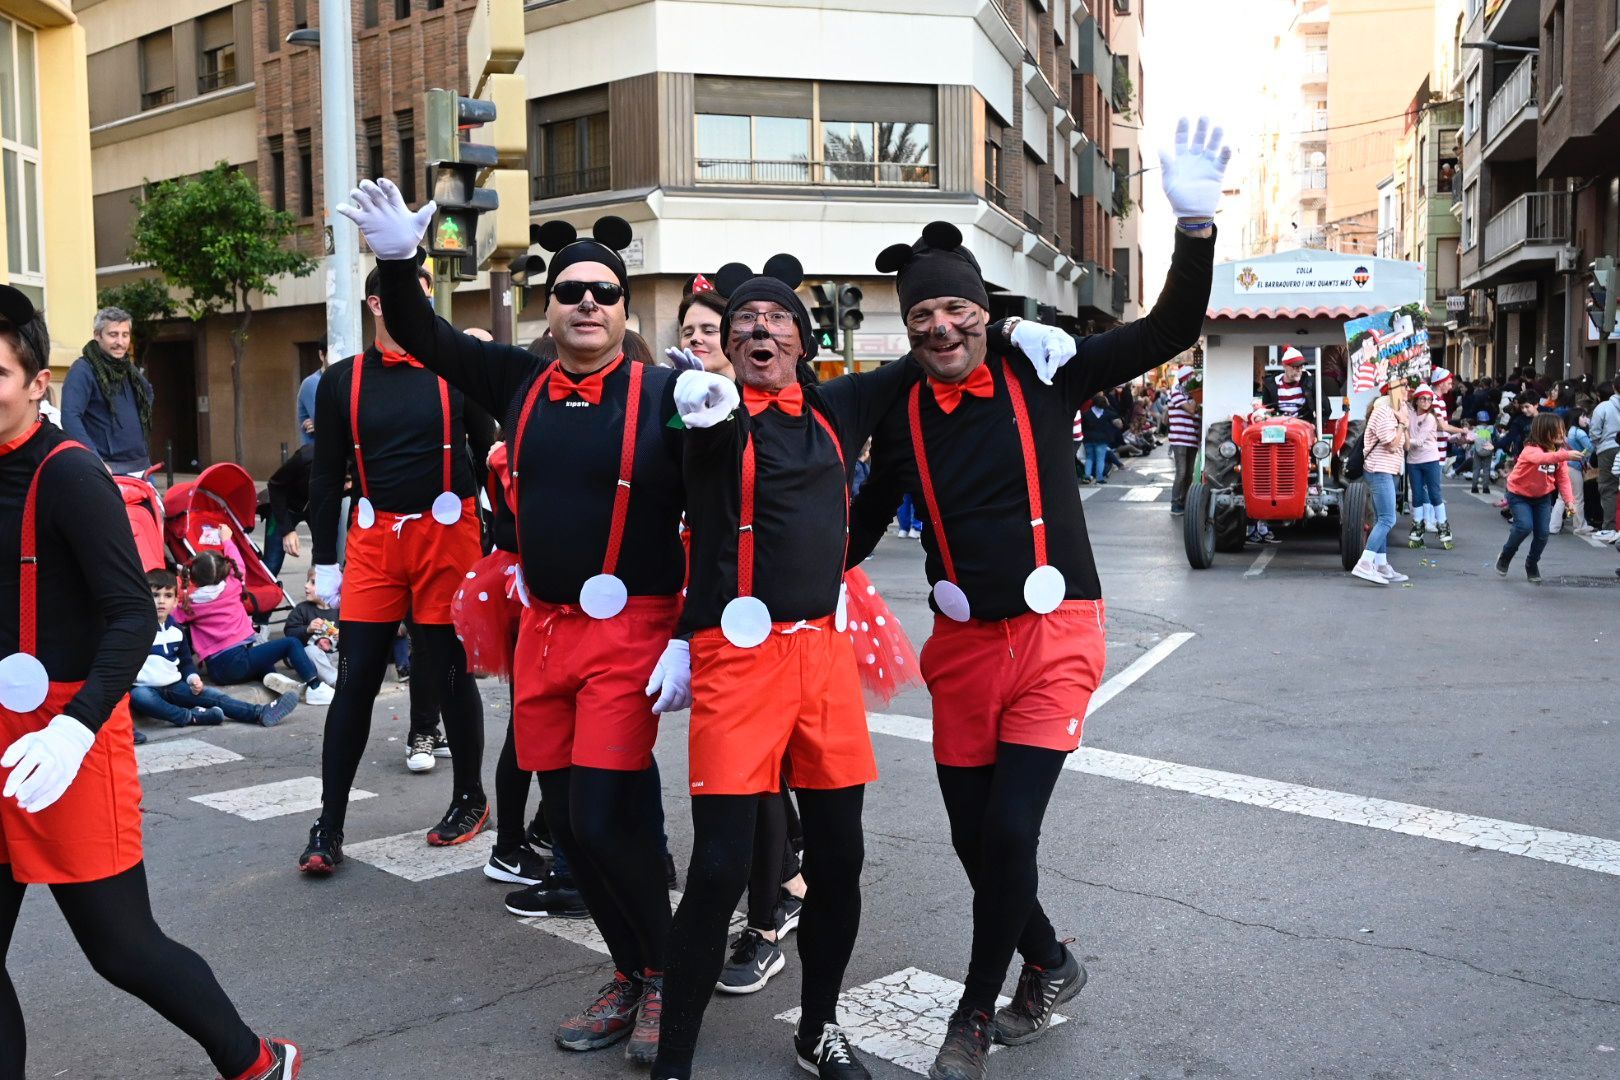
xmin=1237 ymin=267 xmax=1259 ymax=291
xmin=1353 ymin=266 xmax=1371 ymax=288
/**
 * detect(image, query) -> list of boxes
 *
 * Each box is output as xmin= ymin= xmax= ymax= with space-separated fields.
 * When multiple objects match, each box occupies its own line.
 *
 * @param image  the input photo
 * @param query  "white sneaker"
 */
xmin=907 ymin=528 xmax=922 ymax=539
xmin=1595 ymin=530 xmax=1619 ymax=543
xmin=1350 ymin=557 xmax=1386 ymax=584
xmin=263 ymin=672 xmax=303 ymax=696
xmin=1377 ymin=563 xmax=1409 ymax=583
xmin=405 ymin=733 xmax=436 ymax=773
xmin=304 ymin=681 xmax=334 ymax=706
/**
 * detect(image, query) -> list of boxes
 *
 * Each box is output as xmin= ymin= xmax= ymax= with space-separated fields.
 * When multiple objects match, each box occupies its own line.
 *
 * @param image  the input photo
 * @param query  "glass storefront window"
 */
xmin=0 ymin=16 xmax=43 ymax=295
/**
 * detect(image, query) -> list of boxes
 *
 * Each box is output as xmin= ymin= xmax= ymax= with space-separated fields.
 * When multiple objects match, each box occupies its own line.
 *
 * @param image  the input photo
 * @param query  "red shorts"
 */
xmin=512 ymin=596 xmax=679 ymax=773
xmin=920 ymin=600 xmax=1107 ymax=767
xmin=342 ymin=499 xmax=482 ymax=624
xmin=689 ymin=615 xmax=877 ymax=796
xmin=0 ymin=683 xmax=143 ymax=885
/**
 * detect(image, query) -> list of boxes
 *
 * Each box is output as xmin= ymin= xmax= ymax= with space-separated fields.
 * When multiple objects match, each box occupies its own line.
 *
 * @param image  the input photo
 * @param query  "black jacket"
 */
xmin=1261 ymin=371 xmax=1316 ymax=424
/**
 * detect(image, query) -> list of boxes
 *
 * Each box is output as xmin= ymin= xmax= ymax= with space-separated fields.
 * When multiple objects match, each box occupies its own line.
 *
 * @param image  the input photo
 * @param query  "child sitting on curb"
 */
xmin=285 ymin=567 xmax=340 ymax=687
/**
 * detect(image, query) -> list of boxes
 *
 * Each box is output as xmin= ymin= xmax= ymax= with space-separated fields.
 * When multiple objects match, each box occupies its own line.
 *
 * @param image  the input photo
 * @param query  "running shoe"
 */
xmin=527 ymin=815 xmax=554 ymax=856
xmin=795 ymin=1022 xmax=870 ymax=1079
xmin=928 ymin=1007 xmax=992 ymax=1080
xmin=432 ymin=731 xmax=452 ymax=758
xmin=304 ymin=682 xmax=334 ymax=707
xmin=1594 ymin=529 xmax=1618 ymax=543
xmin=133 ymin=727 xmax=148 ymax=745
xmin=716 ymin=928 xmax=785 ymax=994
xmin=555 ymin=971 xmax=642 ymax=1052
xmin=505 ymin=869 xmax=589 ymax=919
xmin=776 ymin=891 xmax=803 ymax=936
xmin=664 ymin=851 xmax=679 ymax=890
xmin=1169 ymin=504 xmax=1185 ymax=516
xmin=484 ymin=843 xmax=548 ymax=885
xmin=191 ymin=706 xmax=227 ymax=726
xmin=258 ymin=692 xmax=298 ymax=728
xmin=625 ymin=971 xmax=662 ymax=1065
xmin=263 ymin=672 xmax=303 ymax=697
xmin=1526 ymin=564 xmax=1542 ymax=584
xmin=405 ymin=733 xmax=436 ymax=773
xmin=427 ymin=794 xmax=489 ymax=846
xmin=298 ymin=822 xmax=343 ymax=874
xmin=992 ymin=944 xmax=1087 ymax=1045
xmin=224 ymin=1036 xmax=301 ymax=1080
xmin=1496 ymin=553 xmax=1511 ymax=576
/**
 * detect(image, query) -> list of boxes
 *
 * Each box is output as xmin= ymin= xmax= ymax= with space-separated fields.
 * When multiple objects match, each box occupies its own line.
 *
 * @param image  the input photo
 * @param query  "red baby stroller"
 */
xmin=164 ymin=462 xmax=291 ymax=620
xmin=115 ymin=474 xmax=168 ymax=573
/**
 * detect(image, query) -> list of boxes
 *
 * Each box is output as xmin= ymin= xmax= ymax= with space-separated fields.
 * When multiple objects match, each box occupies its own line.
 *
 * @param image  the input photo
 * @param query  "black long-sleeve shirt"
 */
xmin=374 ymin=259 xmax=686 ymax=604
xmin=0 ymin=423 xmax=155 ymax=731
xmin=849 ymin=228 xmax=1215 ymax=619
xmin=266 ymin=442 xmax=314 ymax=535
xmin=308 ymin=346 xmax=495 ymax=565
xmin=679 ymin=366 xmax=907 ymax=636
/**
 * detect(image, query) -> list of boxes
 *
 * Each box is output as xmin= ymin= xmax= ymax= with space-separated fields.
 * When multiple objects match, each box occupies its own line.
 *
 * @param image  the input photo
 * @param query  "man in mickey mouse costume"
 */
xmin=652 ymin=255 xmax=1076 ymax=1080
xmin=303 ymin=260 xmax=495 ymax=872
xmin=0 ymin=285 xmax=300 ymax=1077
xmin=339 ymin=184 xmax=689 ymax=1066
xmin=848 ymin=116 xmax=1227 ymax=1080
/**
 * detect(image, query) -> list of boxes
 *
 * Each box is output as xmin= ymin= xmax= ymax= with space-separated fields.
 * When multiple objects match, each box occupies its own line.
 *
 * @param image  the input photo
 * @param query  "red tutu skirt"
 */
xmin=451 ymin=550 xmax=526 ymax=678
xmin=840 ymin=566 xmax=922 ymax=706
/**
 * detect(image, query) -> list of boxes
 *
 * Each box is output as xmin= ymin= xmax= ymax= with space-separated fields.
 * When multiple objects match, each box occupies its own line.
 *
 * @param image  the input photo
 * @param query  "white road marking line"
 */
xmin=1244 ymin=548 xmax=1277 ymax=577
xmin=135 ymin=738 xmax=243 ymax=776
xmin=1082 ymin=631 xmax=1195 ymax=718
xmin=1079 ymin=485 xmax=1101 ymax=501
xmin=523 ymin=891 xmax=744 ymax=957
xmin=775 ymin=967 xmax=1063 ymax=1075
xmin=189 ymin=777 xmax=375 ymax=821
xmin=1120 ymin=484 xmax=1166 ymax=502
xmin=346 ymin=830 xmax=496 ymax=881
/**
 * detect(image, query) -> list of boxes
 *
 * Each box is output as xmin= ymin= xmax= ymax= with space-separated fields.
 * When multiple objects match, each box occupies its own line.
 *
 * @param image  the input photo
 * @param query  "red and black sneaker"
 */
xmin=625 ymin=969 xmax=662 ymax=1064
xmin=426 ymin=794 xmax=489 ymax=846
xmin=297 ymin=822 xmax=343 ymax=874
xmin=555 ymin=970 xmax=643 ymax=1052
xmin=223 ymin=1037 xmax=300 ymax=1079
xmin=928 ymin=1006 xmax=991 ymax=1080
xmin=992 ymin=942 xmax=1086 ymax=1045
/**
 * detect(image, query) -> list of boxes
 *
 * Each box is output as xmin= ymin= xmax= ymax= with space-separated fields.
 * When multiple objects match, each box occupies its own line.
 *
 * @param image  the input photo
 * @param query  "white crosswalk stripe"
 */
xmin=135 ymin=738 xmax=243 ymax=776
xmin=522 ymin=891 xmax=744 ymax=957
xmin=189 ymin=777 xmax=375 ymax=821
xmin=345 ymin=830 xmax=496 ymax=881
xmin=775 ymin=967 xmax=1064 ymax=1075
xmin=1119 ymin=484 xmax=1166 ymax=502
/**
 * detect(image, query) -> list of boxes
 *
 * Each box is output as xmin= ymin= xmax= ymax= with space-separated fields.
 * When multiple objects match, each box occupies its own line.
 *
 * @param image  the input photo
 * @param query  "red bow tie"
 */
xmin=548 ymin=355 xmax=623 ymax=405
xmin=743 ymin=382 xmax=804 ymax=417
xmin=379 ymin=348 xmax=422 ymax=369
xmin=929 ymin=364 xmax=995 ymax=414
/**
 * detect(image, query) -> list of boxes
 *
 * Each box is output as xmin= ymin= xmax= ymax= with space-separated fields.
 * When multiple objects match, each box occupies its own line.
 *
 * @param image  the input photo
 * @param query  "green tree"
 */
xmin=129 ymin=161 xmax=316 ymax=462
xmin=97 ymin=277 xmax=175 ymax=373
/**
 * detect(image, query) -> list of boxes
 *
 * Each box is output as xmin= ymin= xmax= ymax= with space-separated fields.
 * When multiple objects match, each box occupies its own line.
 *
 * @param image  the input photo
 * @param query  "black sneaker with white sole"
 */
xmin=776 ymin=892 xmax=803 ymax=936
xmin=928 ymin=1007 xmax=991 ymax=1080
xmin=992 ymin=943 xmax=1087 ymax=1045
xmin=716 ymin=928 xmax=784 ymax=994
xmin=431 ymin=731 xmax=452 ymax=758
xmin=505 ymin=870 xmax=589 ymax=919
xmin=795 ymin=1022 xmax=870 ymax=1079
xmin=484 ymin=843 xmax=549 ymax=885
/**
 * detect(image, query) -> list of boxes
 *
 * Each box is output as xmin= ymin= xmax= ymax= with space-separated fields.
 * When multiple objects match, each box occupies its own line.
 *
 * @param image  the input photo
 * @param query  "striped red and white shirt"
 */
xmin=1275 ymin=380 xmax=1307 ymax=417
xmin=1167 ymin=389 xmax=1201 ymax=448
xmin=1364 ymin=404 xmax=1406 ymax=475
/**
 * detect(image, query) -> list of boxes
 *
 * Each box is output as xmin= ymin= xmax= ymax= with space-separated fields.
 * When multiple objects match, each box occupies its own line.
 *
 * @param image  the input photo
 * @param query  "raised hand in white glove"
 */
xmin=1159 ymin=116 xmax=1232 ymax=222
xmin=335 ymin=178 xmax=436 ymax=261
xmin=1010 ymin=320 xmax=1078 ymax=386
xmin=314 ymin=563 xmax=343 ymax=607
xmin=674 ymin=370 xmax=740 ymax=429
xmin=2 ymin=714 xmax=96 ymax=813
xmin=643 ymin=639 xmax=691 ymax=714
xmin=664 ymin=347 xmax=705 ymax=372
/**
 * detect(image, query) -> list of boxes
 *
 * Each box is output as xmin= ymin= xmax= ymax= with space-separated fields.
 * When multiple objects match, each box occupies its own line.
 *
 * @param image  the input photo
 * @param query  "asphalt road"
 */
xmin=12 ymin=447 xmax=1619 ymax=1079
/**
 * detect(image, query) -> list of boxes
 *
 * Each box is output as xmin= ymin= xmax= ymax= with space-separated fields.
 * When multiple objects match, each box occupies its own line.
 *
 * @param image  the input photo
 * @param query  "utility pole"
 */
xmin=318 ymin=0 xmax=362 ymax=360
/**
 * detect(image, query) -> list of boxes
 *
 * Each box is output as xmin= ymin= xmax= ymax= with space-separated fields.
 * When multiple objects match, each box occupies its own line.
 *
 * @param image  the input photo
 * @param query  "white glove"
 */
xmin=664 ymin=347 xmax=705 ymax=372
xmin=314 ymin=563 xmax=343 ymax=607
xmin=1159 ymin=116 xmax=1232 ymax=221
xmin=335 ymin=178 xmax=436 ymax=261
xmin=1010 ymin=320 xmax=1078 ymax=386
xmin=673 ymin=370 xmax=739 ymax=429
xmin=2 ymin=714 xmax=96 ymax=813
xmin=643 ymin=639 xmax=691 ymax=714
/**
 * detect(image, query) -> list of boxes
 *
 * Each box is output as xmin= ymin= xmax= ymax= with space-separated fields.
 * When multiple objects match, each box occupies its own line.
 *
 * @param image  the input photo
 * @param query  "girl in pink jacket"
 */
xmin=1496 ymin=412 xmax=1582 ymax=584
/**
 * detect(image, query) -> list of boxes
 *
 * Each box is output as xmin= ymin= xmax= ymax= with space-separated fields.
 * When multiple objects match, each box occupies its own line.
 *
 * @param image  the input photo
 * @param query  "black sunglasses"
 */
xmin=551 ymin=280 xmax=624 ymax=306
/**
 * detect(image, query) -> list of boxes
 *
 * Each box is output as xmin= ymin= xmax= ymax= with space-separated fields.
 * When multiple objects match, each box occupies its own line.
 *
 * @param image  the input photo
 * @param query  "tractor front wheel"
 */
xmin=1184 ymin=481 xmax=1216 ymax=569
xmin=1339 ymin=480 xmax=1372 ymax=570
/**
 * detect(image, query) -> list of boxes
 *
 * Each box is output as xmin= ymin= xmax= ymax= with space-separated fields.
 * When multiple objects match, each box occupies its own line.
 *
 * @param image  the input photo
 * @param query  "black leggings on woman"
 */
xmin=0 ymin=861 xmax=260 ymax=1078
xmin=745 ymin=784 xmax=801 ymax=930
xmin=493 ymin=707 xmax=545 ymax=851
xmin=937 ymin=743 xmax=1069 ymax=1014
xmin=320 ymin=620 xmax=484 ymax=830
xmin=655 ymin=786 xmax=865 ymax=1078
xmin=536 ymin=765 xmax=669 ymax=979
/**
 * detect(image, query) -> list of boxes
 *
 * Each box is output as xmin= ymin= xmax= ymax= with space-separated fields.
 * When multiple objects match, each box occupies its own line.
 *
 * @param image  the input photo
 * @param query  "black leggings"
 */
xmin=536 ymin=766 xmax=669 ymax=979
xmin=0 ymin=862 xmax=260 ymax=1078
xmin=746 ymin=783 xmax=801 ymax=930
xmin=493 ymin=705 xmax=545 ymax=851
xmin=656 ymin=786 xmax=865 ymax=1074
xmin=937 ymin=743 xmax=1068 ymax=1014
xmin=320 ymin=620 xmax=484 ymax=831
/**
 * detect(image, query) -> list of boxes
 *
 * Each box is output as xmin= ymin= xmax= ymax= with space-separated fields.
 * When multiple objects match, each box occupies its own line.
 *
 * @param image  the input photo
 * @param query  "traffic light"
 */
xmin=837 ymin=284 xmax=864 ymax=332
xmin=809 ymin=283 xmax=839 ymax=352
xmin=425 ymin=159 xmax=496 ymax=259
xmin=1590 ymin=257 xmax=1617 ymax=338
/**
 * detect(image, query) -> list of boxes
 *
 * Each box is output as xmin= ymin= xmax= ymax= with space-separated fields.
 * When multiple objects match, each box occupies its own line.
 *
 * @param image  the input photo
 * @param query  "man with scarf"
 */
xmin=61 ymin=307 xmax=153 ymax=475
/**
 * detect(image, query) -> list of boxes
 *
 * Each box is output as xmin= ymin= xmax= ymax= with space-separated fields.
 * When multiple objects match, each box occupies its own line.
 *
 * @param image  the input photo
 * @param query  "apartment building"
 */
xmin=1109 ymin=0 xmax=1146 ymax=322
xmin=2 ymin=1 xmax=97 ymax=376
xmin=80 ymin=0 xmax=478 ymax=475
xmin=520 ymin=0 xmax=1129 ymax=362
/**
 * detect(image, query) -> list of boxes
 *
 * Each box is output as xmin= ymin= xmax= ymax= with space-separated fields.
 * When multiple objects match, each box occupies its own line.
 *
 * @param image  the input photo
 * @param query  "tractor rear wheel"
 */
xmin=1214 ymin=497 xmax=1248 ymax=553
xmin=1184 ymin=481 xmax=1216 ymax=569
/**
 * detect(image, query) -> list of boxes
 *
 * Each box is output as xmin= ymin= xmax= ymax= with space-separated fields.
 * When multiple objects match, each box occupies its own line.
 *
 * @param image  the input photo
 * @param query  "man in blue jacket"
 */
xmin=60 ymin=306 xmax=153 ymax=474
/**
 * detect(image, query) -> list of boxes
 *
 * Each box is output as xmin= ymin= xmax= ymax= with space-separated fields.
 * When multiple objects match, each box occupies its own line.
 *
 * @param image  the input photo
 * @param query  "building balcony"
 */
xmin=1076 ymin=262 xmax=1123 ymax=322
xmin=1300 ymin=228 xmax=1329 ymax=249
xmin=534 ymin=166 xmax=610 ymax=201
xmin=985 ymin=179 xmax=1009 ymax=212
xmin=1072 ymin=12 xmax=1115 ymax=102
xmin=1463 ymin=190 xmax=1570 ymax=289
xmin=1376 ymin=227 xmax=1399 ymax=259
xmin=197 ymin=67 xmax=237 ymax=95
xmin=140 ymin=87 xmax=176 ymax=111
xmin=1077 ymin=144 xmax=1114 ymax=200
xmin=1482 ymin=55 xmax=1537 ymax=162
xmin=1302 ymin=50 xmax=1328 ymax=90
xmin=1483 ymin=0 xmax=1539 ymax=45
xmin=693 ymin=159 xmax=938 ymax=189
xmin=1297 ymin=167 xmax=1327 ymax=204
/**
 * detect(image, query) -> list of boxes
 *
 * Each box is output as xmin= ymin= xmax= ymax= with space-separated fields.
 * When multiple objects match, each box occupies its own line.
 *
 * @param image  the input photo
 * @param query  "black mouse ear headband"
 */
xmin=713 ymin=254 xmax=805 ymax=296
xmin=875 ymin=221 xmax=965 ymax=274
xmin=0 ymin=284 xmax=36 ymax=327
xmin=535 ymin=215 xmax=634 ymax=254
